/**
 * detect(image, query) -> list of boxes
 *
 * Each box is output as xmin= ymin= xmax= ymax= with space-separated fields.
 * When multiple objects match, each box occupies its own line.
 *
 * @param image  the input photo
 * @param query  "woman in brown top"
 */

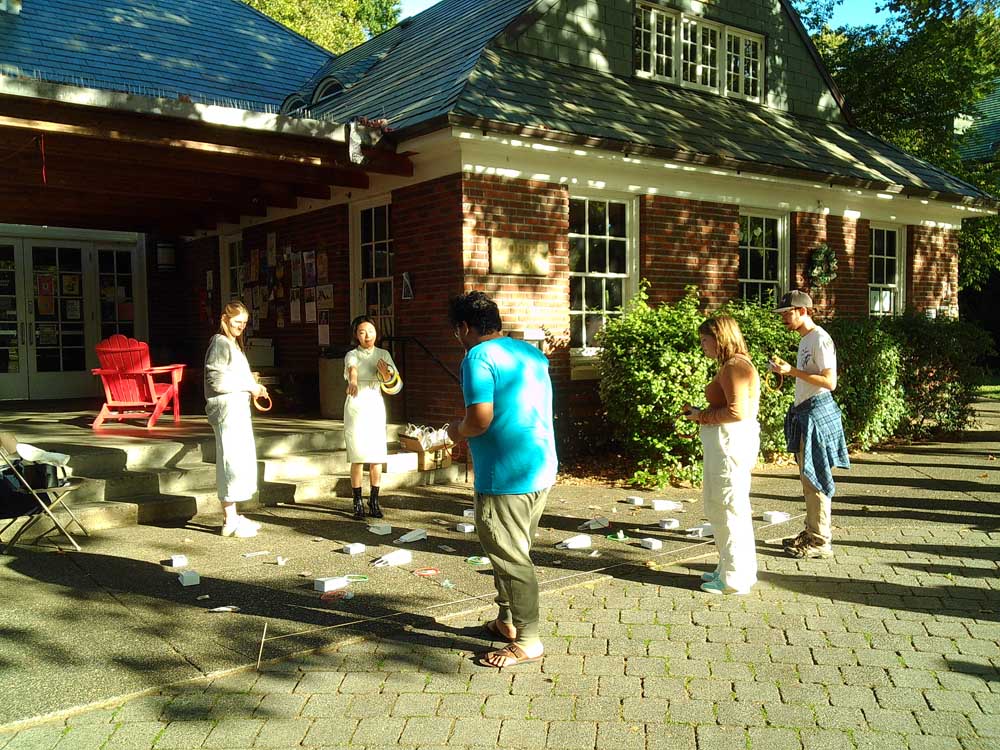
xmin=682 ymin=315 xmax=761 ymax=594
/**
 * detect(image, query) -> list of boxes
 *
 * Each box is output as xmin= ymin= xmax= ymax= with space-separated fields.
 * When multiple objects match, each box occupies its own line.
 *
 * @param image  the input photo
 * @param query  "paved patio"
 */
xmin=0 ymin=400 xmax=997 ymax=749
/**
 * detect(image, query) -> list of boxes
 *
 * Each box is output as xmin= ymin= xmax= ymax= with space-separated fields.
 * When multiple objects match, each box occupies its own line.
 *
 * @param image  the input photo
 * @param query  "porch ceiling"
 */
xmin=0 ymin=92 xmax=413 ymax=235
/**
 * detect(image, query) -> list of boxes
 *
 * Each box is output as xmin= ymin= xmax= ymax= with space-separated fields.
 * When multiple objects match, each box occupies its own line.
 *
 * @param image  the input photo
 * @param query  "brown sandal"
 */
xmin=484 ymin=619 xmax=515 ymax=643
xmin=476 ymin=642 xmax=543 ymax=669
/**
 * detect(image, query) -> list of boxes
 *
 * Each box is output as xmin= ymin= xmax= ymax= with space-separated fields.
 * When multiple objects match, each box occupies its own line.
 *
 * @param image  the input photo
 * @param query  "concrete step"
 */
xmin=25 ymin=463 xmax=466 ymax=535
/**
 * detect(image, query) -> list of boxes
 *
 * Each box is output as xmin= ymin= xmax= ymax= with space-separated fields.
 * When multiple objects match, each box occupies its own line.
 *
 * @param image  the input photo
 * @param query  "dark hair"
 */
xmin=448 ymin=291 xmax=502 ymax=334
xmin=351 ymin=314 xmax=375 ymax=332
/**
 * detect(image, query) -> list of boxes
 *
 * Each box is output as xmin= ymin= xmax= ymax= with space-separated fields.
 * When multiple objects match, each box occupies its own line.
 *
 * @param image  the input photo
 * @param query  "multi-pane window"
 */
xmin=682 ymin=18 xmax=719 ymax=89
xmin=568 ymin=197 xmax=629 ymax=349
xmin=360 ymin=204 xmax=394 ymax=338
xmin=225 ymin=236 xmax=245 ymax=302
xmin=869 ymin=227 xmax=901 ymax=316
xmin=634 ymin=5 xmax=674 ymax=79
xmin=634 ymin=4 xmax=763 ymax=101
xmin=738 ymin=214 xmax=781 ymax=305
xmin=98 ymin=248 xmax=135 ymax=340
xmin=726 ymin=32 xmax=761 ymax=100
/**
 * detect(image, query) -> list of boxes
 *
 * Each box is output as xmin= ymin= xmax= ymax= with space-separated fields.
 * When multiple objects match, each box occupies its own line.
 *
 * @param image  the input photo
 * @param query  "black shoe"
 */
xmin=352 ymin=488 xmax=365 ymax=520
xmin=368 ymin=487 xmax=384 ymax=519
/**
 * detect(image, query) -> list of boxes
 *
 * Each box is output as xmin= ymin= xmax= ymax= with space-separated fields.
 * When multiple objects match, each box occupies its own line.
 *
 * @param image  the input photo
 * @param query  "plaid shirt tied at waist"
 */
xmin=784 ymin=391 xmax=850 ymax=498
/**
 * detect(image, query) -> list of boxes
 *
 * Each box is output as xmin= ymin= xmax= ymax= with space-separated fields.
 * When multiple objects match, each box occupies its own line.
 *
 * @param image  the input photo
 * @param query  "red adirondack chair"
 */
xmin=92 ymin=334 xmax=185 ymax=429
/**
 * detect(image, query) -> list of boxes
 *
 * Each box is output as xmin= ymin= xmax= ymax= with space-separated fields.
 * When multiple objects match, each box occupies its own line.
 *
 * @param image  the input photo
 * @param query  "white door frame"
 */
xmin=0 ymin=226 xmax=143 ymax=400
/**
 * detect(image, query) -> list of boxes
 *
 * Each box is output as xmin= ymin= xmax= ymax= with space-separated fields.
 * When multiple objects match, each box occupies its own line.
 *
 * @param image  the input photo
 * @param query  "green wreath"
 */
xmin=809 ymin=243 xmax=838 ymax=287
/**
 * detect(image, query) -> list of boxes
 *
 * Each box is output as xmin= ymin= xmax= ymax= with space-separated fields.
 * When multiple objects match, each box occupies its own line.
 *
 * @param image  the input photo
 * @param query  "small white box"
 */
xmin=651 ymin=499 xmax=682 ymax=512
xmin=368 ymin=523 xmax=392 ymax=535
xmin=314 ymin=576 xmax=349 ymax=593
xmin=763 ymin=510 xmax=792 ymax=524
xmin=169 ymin=554 xmax=188 ymax=568
xmin=686 ymin=523 xmax=714 ymax=538
xmin=463 ymin=508 xmax=475 ymax=518
xmin=178 ymin=570 xmax=200 ymax=586
xmin=556 ymin=534 xmax=592 ymax=550
xmin=372 ymin=549 xmax=412 ymax=567
xmin=456 ymin=522 xmax=475 ymax=533
xmin=343 ymin=543 xmax=366 ymax=555
xmin=658 ymin=519 xmax=680 ymax=530
xmin=640 ymin=537 xmax=663 ymax=550
xmin=626 ymin=496 xmax=645 ymax=506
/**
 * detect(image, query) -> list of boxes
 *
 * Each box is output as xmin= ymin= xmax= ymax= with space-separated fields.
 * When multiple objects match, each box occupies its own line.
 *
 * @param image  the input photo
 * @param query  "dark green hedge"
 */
xmin=597 ymin=287 xmax=993 ymax=487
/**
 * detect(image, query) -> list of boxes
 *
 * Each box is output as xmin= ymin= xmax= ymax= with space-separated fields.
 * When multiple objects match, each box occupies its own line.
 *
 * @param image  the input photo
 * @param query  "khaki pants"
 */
xmin=474 ymin=487 xmax=550 ymax=646
xmin=798 ymin=439 xmax=832 ymax=545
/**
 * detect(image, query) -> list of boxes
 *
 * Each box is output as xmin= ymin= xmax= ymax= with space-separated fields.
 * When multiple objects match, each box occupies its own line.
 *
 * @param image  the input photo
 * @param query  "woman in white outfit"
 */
xmin=204 ymin=300 xmax=268 ymax=538
xmin=344 ymin=315 xmax=402 ymax=520
xmin=683 ymin=315 xmax=761 ymax=594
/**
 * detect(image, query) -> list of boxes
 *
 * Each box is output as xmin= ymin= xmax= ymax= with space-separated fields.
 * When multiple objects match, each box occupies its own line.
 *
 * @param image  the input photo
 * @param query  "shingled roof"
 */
xmin=291 ymin=0 xmax=993 ymax=207
xmin=0 ymin=0 xmax=332 ymax=110
xmin=961 ymin=77 xmax=1000 ymax=164
xmin=454 ymin=47 xmax=993 ymax=205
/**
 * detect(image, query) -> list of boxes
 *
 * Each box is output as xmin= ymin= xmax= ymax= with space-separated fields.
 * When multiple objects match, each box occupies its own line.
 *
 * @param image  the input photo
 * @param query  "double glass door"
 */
xmin=0 ymin=237 xmax=140 ymax=400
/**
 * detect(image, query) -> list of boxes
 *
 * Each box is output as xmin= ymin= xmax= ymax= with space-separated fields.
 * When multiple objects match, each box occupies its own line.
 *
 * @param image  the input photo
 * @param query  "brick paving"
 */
xmin=2 ymin=398 xmax=998 ymax=749
xmin=0 ymin=521 xmax=995 ymax=749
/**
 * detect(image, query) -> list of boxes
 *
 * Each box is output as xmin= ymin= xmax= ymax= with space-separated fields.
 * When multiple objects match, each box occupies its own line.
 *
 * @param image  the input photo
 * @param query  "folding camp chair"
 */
xmin=0 ymin=432 xmax=87 ymax=553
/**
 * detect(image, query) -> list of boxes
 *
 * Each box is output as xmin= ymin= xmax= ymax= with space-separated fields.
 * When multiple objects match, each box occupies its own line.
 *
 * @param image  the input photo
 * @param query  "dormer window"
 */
xmin=314 ymin=78 xmax=343 ymax=103
xmin=634 ymin=3 xmax=763 ymax=103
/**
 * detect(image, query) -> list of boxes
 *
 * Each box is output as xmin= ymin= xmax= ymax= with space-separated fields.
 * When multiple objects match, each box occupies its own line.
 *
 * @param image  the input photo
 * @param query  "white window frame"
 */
xmin=738 ymin=209 xmax=788 ymax=306
xmin=350 ymin=195 xmax=395 ymax=337
xmin=634 ymin=4 xmax=676 ymax=81
xmin=681 ymin=16 xmax=720 ymax=91
xmin=633 ymin=3 xmax=763 ymax=103
xmin=868 ymin=224 xmax=906 ymax=317
xmin=726 ymin=29 xmax=762 ymax=101
xmin=219 ymin=233 xmax=244 ymax=304
xmin=567 ymin=192 xmax=639 ymax=380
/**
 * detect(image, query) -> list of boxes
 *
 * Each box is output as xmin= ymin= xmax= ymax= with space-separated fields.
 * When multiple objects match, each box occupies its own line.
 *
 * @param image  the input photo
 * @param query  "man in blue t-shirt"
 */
xmin=446 ymin=291 xmax=558 ymax=668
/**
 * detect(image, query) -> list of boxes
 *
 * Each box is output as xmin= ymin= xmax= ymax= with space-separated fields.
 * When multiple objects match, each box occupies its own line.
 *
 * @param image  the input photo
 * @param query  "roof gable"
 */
xmin=961 ymin=77 xmax=1000 ymax=163
xmin=0 ymin=0 xmax=332 ymax=109
xmin=286 ymin=0 xmax=536 ymax=128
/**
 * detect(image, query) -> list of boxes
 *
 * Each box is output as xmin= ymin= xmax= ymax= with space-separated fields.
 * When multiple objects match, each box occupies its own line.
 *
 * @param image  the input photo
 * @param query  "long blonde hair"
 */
xmin=219 ymin=300 xmax=249 ymax=350
xmin=698 ymin=315 xmax=749 ymax=365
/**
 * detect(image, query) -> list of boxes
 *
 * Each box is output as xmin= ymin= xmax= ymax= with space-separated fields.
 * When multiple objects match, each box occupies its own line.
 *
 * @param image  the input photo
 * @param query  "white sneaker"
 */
xmin=221 ymin=517 xmax=258 ymax=538
xmin=238 ymin=516 xmax=262 ymax=530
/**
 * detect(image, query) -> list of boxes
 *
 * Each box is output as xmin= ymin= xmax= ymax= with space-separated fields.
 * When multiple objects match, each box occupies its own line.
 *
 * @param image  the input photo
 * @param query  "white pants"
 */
xmin=700 ymin=420 xmax=760 ymax=591
xmin=206 ymin=392 xmax=258 ymax=503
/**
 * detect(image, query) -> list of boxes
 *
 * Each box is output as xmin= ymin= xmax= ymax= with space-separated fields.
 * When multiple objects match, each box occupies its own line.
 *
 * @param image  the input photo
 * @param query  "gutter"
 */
xmin=445 ymin=113 xmax=1000 ymax=212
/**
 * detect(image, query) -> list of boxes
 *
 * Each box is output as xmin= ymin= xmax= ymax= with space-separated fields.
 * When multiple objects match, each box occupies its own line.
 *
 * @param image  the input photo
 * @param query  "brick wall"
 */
xmin=908 ymin=225 xmax=959 ymax=314
xmin=639 ymin=195 xmax=740 ymax=308
xmin=790 ymin=212 xmax=868 ymax=317
xmin=240 ymin=205 xmax=351 ymax=378
xmin=391 ymin=174 xmax=467 ymax=426
xmin=148 ymin=234 xmax=219 ymax=366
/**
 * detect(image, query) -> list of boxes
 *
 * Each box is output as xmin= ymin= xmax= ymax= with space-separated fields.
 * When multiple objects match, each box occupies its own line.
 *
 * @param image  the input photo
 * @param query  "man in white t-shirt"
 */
xmin=769 ymin=290 xmax=850 ymax=559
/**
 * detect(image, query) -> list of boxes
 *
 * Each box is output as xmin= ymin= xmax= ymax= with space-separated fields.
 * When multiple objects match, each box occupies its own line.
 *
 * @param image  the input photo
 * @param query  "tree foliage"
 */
xmin=243 ymin=0 xmax=400 ymax=53
xmin=792 ymin=0 xmax=1000 ymax=289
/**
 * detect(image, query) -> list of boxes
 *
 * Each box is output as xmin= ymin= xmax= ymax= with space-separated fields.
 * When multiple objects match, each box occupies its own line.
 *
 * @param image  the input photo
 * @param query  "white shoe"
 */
xmin=238 ymin=516 xmax=262 ymax=530
xmin=221 ymin=517 xmax=258 ymax=538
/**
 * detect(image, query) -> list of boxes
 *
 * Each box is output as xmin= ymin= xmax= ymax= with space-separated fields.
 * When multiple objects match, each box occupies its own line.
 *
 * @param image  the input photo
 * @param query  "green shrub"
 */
xmin=823 ymin=317 xmax=906 ymax=449
xmin=887 ymin=313 xmax=994 ymax=437
xmin=718 ymin=297 xmax=799 ymax=458
xmin=596 ymin=285 xmax=710 ymax=486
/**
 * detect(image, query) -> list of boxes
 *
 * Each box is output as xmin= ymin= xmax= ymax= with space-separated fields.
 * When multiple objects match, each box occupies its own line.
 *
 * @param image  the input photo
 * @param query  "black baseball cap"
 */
xmin=773 ymin=290 xmax=813 ymax=313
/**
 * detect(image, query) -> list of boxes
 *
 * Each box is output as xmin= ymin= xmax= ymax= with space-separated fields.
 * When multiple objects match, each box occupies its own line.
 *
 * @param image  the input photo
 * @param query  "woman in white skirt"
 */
xmin=344 ymin=315 xmax=402 ymax=519
xmin=683 ymin=315 xmax=761 ymax=594
xmin=204 ymin=300 xmax=268 ymax=538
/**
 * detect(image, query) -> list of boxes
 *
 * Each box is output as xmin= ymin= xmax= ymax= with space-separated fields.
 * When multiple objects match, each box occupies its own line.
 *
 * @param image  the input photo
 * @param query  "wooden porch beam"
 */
xmin=0 ymin=94 xmax=414 ymax=177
